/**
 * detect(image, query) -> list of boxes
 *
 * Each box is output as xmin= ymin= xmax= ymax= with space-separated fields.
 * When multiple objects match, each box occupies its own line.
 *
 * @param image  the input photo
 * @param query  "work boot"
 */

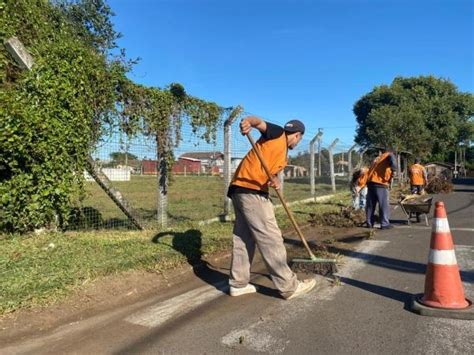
xmin=229 ymin=284 xmax=258 ymax=296
xmin=285 ymin=278 xmax=316 ymax=300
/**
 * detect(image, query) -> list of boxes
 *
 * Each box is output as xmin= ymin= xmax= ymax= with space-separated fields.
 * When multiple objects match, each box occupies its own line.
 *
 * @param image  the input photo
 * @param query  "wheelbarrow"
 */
xmin=398 ymin=196 xmax=433 ymax=226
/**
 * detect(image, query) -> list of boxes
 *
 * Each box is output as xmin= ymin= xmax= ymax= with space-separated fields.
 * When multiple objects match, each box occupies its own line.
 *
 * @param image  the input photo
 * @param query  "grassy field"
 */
xmin=0 ymin=192 xmax=350 ymax=315
xmin=76 ymin=175 xmax=349 ymax=229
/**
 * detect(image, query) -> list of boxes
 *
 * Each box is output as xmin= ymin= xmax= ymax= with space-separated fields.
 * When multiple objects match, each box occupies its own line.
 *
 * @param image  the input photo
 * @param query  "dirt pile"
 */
xmin=426 ymin=176 xmax=453 ymax=194
xmin=309 ymin=207 xmax=366 ymax=228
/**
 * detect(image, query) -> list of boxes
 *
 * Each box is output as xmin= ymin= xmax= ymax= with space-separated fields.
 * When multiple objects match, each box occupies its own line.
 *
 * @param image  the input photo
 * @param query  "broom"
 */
xmin=246 ymin=133 xmax=337 ymax=276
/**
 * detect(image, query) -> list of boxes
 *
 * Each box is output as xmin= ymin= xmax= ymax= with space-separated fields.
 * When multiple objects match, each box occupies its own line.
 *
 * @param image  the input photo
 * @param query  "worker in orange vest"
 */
xmin=351 ymin=167 xmax=368 ymax=210
xmin=358 ymin=149 xmax=396 ymax=229
xmin=227 ymin=116 xmax=316 ymax=300
xmin=409 ymin=157 xmax=428 ymax=195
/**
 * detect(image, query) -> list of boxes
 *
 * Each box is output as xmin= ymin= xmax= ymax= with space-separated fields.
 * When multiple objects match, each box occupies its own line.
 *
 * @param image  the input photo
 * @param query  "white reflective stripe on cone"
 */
xmin=428 ymin=249 xmax=458 ymax=265
xmin=432 ymin=218 xmax=450 ymax=233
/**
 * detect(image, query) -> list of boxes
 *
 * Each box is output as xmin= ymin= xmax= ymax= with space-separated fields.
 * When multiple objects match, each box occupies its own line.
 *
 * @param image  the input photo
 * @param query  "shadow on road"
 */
xmin=284 ymin=237 xmax=473 ymax=283
xmin=338 ymin=276 xmax=412 ymax=309
xmin=328 ymin=245 xmax=474 ymax=284
xmin=152 ymin=229 xmax=229 ymax=292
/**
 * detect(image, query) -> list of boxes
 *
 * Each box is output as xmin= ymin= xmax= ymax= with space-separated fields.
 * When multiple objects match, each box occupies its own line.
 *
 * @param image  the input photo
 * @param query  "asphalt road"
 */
xmin=3 ymin=182 xmax=473 ymax=354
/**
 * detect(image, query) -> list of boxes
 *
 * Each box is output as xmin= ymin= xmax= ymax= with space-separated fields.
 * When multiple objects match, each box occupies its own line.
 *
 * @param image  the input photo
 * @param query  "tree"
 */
xmin=354 ymin=76 xmax=474 ymax=160
xmin=109 ymin=151 xmax=138 ymax=164
xmin=0 ymin=0 xmax=131 ymax=232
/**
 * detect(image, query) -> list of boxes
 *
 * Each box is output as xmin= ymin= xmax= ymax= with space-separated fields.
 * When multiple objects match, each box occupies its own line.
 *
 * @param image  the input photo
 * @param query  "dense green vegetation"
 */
xmin=0 ymin=0 xmax=222 ymax=233
xmin=353 ymin=76 xmax=474 ymax=161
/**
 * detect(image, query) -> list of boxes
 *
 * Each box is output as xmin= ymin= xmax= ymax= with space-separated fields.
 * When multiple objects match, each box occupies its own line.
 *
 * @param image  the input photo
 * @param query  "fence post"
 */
xmin=156 ymin=135 xmax=168 ymax=228
xmin=278 ymin=170 xmax=285 ymax=195
xmin=396 ymin=152 xmax=402 ymax=186
xmin=223 ymin=106 xmax=243 ymax=219
xmin=310 ymin=130 xmax=323 ymax=196
xmin=317 ymin=128 xmax=323 ymax=177
xmin=358 ymin=148 xmax=368 ymax=168
xmin=328 ymin=139 xmax=339 ymax=192
xmin=347 ymin=143 xmax=357 ymax=182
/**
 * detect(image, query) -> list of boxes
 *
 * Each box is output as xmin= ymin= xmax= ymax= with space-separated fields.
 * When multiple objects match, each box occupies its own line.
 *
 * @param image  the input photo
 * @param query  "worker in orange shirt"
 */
xmin=409 ymin=157 xmax=428 ymax=195
xmin=351 ymin=167 xmax=368 ymax=210
xmin=227 ymin=116 xmax=316 ymax=300
xmin=358 ymin=149 xmax=396 ymax=229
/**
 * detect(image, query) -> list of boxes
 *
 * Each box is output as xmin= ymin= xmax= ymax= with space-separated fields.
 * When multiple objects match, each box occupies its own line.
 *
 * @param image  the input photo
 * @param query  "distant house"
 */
xmin=425 ymin=162 xmax=453 ymax=179
xmin=172 ymin=157 xmax=202 ymax=175
xmin=180 ymin=151 xmax=224 ymax=174
xmin=142 ymin=160 xmax=158 ymax=175
xmin=116 ymin=159 xmax=142 ymax=174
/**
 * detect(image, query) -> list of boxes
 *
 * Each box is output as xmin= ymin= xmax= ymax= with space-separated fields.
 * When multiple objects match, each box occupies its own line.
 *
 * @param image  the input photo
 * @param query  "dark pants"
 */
xmin=411 ymin=185 xmax=424 ymax=194
xmin=366 ymin=184 xmax=390 ymax=228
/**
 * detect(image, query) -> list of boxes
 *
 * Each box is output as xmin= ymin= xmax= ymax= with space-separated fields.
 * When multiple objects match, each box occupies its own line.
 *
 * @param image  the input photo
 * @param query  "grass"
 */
xmin=0 ymin=221 xmax=233 ymax=315
xmin=77 ymin=174 xmax=348 ymax=229
xmin=0 ymin=191 xmax=350 ymax=315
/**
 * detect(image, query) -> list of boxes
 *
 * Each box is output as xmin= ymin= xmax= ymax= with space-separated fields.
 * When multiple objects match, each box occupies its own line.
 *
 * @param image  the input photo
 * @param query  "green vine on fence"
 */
xmin=119 ymin=80 xmax=223 ymax=178
xmin=0 ymin=0 xmax=223 ymax=233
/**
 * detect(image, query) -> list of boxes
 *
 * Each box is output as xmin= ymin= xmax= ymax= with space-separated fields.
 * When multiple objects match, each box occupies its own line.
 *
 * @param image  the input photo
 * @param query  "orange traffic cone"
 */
xmin=420 ymin=201 xmax=470 ymax=309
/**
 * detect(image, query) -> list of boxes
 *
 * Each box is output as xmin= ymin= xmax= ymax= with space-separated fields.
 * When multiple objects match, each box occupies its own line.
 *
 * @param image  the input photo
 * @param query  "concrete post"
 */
xmin=328 ymin=139 xmax=339 ymax=192
xmin=397 ymin=153 xmax=401 ymax=186
xmin=278 ymin=170 xmax=284 ymax=195
xmin=347 ymin=143 xmax=357 ymax=182
xmin=310 ymin=131 xmax=323 ymax=196
xmin=317 ymin=128 xmax=323 ymax=177
xmin=358 ymin=148 xmax=368 ymax=168
xmin=4 ymin=37 xmax=34 ymax=70
xmin=156 ymin=136 xmax=168 ymax=228
xmin=223 ymin=106 xmax=243 ymax=218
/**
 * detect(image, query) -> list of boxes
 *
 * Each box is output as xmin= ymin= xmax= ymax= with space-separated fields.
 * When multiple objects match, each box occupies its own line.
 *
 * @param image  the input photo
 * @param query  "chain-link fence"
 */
xmin=69 ymin=110 xmax=367 ymax=230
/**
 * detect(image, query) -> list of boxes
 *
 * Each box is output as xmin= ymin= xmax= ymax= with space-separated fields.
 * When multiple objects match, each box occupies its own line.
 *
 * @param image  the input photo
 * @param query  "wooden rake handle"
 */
xmin=246 ymin=134 xmax=316 ymax=259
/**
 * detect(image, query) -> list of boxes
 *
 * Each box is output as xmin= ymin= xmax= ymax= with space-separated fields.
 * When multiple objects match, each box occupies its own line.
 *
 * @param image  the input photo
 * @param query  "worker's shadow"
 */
xmin=152 ymin=229 xmax=278 ymax=298
xmin=152 ymin=229 xmax=229 ymax=293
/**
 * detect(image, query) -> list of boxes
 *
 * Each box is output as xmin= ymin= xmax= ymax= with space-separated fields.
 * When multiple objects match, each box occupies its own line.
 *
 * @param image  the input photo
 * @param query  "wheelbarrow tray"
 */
xmin=399 ymin=197 xmax=433 ymax=226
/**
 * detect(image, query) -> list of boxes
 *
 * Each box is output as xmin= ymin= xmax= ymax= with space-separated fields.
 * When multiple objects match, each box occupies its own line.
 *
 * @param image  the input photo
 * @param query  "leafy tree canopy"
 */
xmin=109 ymin=151 xmax=139 ymax=163
xmin=353 ymin=76 xmax=474 ymax=160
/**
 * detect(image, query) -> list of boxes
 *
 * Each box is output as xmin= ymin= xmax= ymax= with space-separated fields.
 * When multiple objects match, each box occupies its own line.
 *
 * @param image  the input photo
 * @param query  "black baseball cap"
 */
xmin=284 ymin=119 xmax=305 ymax=135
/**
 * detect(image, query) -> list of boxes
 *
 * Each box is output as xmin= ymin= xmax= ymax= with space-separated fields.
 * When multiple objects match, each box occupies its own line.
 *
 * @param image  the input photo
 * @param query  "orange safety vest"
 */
xmin=231 ymin=133 xmax=287 ymax=193
xmin=357 ymin=169 xmax=369 ymax=188
xmin=359 ymin=152 xmax=393 ymax=187
xmin=409 ymin=163 xmax=426 ymax=185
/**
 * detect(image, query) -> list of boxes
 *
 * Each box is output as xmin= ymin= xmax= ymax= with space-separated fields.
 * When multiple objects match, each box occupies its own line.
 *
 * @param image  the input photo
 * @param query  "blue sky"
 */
xmin=108 ymin=0 xmax=473 ymax=156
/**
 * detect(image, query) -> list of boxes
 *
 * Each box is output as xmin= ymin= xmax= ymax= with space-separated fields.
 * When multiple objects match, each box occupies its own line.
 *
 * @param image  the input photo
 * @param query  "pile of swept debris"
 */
xmin=426 ymin=176 xmax=453 ymax=194
xmin=308 ymin=207 xmax=366 ymax=228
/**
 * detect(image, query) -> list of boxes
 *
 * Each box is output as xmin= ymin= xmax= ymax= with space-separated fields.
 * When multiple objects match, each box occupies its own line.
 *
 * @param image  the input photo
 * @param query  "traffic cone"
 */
xmin=420 ymin=201 xmax=470 ymax=309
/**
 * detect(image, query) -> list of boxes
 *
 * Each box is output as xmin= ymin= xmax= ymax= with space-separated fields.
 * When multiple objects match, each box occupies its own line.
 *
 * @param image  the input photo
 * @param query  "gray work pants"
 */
xmin=230 ymin=193 xmax=298 ymax=297
xmin=366 ymin=184 xmax=390 ymax=228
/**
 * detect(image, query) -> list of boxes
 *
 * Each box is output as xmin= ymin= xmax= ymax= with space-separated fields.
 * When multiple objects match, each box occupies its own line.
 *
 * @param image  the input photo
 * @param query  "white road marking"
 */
xmin=221 ymin=240 xmax=390 ymax=353
xmin=125 ymin=281 xmax=228 ymax=328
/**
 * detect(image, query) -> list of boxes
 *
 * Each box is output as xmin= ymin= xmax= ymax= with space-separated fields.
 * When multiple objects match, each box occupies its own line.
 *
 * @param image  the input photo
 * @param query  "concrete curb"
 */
xmin=409 ymin=294 xmax=474 ymax=320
